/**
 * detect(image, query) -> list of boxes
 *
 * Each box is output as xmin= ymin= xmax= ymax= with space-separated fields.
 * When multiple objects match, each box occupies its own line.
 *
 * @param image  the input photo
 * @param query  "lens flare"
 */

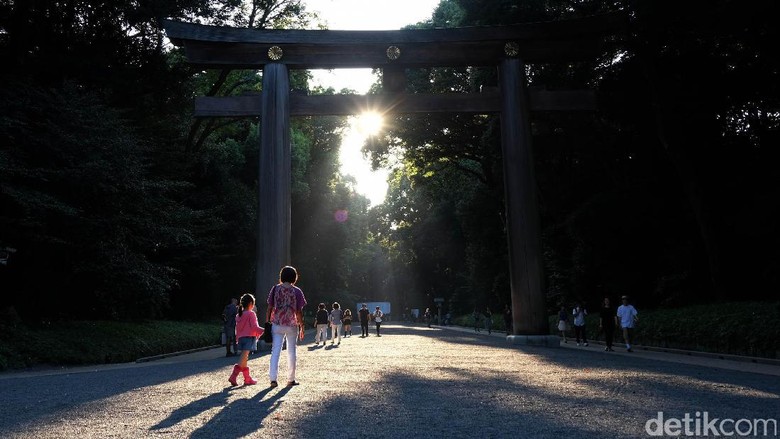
xmin=334 ymin=210 xmax=349 ymax=223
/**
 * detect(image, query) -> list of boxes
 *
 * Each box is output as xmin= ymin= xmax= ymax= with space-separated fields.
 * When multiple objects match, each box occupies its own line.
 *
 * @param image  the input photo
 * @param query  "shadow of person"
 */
xmin=151 ymin=387 xmax=239 ymax=431
xmin=187 ymin=386 xmax=293 ymax=438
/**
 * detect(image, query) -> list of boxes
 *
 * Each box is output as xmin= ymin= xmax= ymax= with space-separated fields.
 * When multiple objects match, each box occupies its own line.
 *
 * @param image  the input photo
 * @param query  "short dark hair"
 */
xmin=280 ymin=266 xmax=298 ymax=283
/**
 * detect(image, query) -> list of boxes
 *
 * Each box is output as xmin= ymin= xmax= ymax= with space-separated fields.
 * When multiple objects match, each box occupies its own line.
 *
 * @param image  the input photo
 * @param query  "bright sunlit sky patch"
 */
xmin=304 ymin=0 xmax=441 ymax=206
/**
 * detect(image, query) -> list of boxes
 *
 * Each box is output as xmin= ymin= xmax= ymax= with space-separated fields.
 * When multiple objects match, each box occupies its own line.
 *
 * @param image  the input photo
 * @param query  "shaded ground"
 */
xmin=0 ymin=324 xmax=778 ymax=438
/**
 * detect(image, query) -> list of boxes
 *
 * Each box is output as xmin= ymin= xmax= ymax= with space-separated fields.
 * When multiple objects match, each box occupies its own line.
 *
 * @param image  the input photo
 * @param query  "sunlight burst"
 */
xmin=356 ymin=111 xmax=383 ymax=137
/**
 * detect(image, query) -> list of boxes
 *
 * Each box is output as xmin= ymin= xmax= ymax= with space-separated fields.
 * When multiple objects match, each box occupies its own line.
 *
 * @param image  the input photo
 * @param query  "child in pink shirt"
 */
xmin=228 ymin=293 xmax=264 ymax=386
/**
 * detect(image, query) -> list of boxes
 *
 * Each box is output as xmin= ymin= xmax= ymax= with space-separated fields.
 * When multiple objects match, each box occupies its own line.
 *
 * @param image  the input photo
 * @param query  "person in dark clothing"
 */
xmin=313 ymin=303 xmax=329 ymax=346
xmin=358 ymin=303 xmax=370 ymax=337
xmin=504 ymin=304 xmax=513 ymax=335
xmin=599 ymin=297 xmax=617 ymax=352
xmin=222 ymin=298 xmax=238 ymax=357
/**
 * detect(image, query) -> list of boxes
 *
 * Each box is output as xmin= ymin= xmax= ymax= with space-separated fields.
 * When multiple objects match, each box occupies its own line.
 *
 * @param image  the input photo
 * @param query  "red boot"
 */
xmin=241 ymin=367 xmax=257 ymax=385
xmin=228 ymin=364 xmax=241 ymax=386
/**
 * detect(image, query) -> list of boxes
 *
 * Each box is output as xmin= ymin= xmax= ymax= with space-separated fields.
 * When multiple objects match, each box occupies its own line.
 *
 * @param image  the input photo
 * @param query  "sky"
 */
xmin=303 ymin=0 xmax=442 ymax=206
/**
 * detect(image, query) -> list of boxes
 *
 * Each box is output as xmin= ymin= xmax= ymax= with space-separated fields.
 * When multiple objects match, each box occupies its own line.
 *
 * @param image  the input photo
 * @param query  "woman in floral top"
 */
xmin=266 ymin=265 xmax=307 ymax=388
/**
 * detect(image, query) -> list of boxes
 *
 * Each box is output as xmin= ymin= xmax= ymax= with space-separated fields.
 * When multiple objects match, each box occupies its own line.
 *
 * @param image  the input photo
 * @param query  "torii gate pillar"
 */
xmin=256 ymin=63 xmax=291 ymax=295
xmin=500 ymin=59 xmax=557 ymax=345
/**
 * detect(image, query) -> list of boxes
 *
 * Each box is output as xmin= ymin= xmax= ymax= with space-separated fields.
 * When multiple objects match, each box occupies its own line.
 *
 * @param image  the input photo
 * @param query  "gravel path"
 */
xmin=1 ymin=324 xmax=778 ymax=438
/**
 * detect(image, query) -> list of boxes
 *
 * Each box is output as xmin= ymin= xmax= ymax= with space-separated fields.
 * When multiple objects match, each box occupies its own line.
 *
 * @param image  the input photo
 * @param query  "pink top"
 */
xmin=267 ymin=283 xmax=307 ymax=327
xmin=235 ymin=309 xmax=263 ymax=339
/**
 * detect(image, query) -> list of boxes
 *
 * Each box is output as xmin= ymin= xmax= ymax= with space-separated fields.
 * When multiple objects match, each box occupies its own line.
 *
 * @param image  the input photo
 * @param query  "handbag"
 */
xmin=263 ymin=321 xmax=273 ymax=343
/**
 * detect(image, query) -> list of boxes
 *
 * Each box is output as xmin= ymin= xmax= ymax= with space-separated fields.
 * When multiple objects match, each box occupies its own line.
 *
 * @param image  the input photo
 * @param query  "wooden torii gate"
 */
xmin=164 ymin=13 xmax=623 ymax=343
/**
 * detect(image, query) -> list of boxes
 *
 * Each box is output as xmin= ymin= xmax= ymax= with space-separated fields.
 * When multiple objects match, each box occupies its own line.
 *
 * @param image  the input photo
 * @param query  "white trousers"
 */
xmin=315 ymin=324 xmax=328 ymax=343
xmin=331 ymin=323 xmax=342 ymax=343
xmin=270 ymin=324 xmax=298 ymax=382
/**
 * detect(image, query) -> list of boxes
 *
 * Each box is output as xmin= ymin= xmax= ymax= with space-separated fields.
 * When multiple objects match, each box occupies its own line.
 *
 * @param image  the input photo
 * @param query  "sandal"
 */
xmin=270 ymin=381 xmax=278 ymax=388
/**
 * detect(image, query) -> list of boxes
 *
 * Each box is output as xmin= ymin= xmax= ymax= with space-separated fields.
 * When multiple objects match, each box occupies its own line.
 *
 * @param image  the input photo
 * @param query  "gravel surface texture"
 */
xmin=1 ymin=323 xmax=778 ymax=438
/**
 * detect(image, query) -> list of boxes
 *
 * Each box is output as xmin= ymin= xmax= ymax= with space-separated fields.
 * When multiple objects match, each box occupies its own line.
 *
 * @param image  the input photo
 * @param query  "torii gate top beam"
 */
xmin=162 ymin=12 xmax=624 ymax=69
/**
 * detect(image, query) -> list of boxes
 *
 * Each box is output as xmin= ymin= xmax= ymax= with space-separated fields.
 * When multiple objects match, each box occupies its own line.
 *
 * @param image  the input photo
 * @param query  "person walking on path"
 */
xmin=373 ymin=306 xmax=384 ymax=336
xmin=557 ymin=305 xmax=569 ymax=343
xmin=222 ymin=297 xmax=238 ymax=357
xmin=228 ymin=293 xmax=263 ymax=386
xmin=572 ymin=303 xmax=588 ymax=346
xmin=314 ymin=303 xmax=329 ymax=346
xmin=359 ymin=303 xmax=370 ymax=337
xmin=424 ymin=308 xmax=432 ymax=328
xmin=599 ymin=297 xmax=617 ymax=352
xmin=266 ymin=266 xmax=307 ymax=387
xmin=616 ymin=295 xmax=638 ymax=352
xmin=329 ymin=302 xmax=344 ymax=345
xmin=504 ymin=304 xmax=513 ymax=335
xmin=484 ymin=307 xmax=493 ymax=334
xmin=472 ymin=308 xmax=482 ymax=332
xmin=342 ymin=308 xmax=353 ymax=337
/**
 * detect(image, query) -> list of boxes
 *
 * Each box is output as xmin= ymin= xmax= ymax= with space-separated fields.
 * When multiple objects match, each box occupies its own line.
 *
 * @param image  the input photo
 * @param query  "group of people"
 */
xmin=221 ymin=265 xmax=386 ymax=388
xmin=314 ymin=302 xmax=385 ymax=345
xmin=557 ymin=295 xmax=639 ymax=352
xmin=472 ymin=304 xmax=513 ymax=335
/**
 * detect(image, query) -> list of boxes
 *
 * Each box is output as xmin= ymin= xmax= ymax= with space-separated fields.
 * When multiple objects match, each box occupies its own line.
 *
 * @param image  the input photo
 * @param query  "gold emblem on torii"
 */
xmin=268 ymin=46 xmax=283 ymax=61
xmin=386 ymin=45 xmax=401 ymax=61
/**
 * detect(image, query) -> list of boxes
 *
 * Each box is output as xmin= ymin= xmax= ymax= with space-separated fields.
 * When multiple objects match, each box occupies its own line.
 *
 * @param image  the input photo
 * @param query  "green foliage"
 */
xmin=0 ymin=81 xmax=191 ymax=319
xmin=0 ymin=319 xmax=220 ymax=370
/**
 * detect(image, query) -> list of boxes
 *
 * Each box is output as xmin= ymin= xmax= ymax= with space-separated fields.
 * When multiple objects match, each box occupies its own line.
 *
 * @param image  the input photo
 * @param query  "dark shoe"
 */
xmin=286 ymin=381 xmax=300 ymax=387
xmin=270 ymin=381 xmax=278 ymax=388
xmin=627 ymin=348 xmax=633 ymax=352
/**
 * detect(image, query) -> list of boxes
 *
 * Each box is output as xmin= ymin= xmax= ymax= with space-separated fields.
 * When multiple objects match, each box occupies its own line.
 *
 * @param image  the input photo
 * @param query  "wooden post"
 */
xmin=256 ymin=63 xmax=291 ymax=297
xmin=499 ymin=59 xmax=548 ymax=335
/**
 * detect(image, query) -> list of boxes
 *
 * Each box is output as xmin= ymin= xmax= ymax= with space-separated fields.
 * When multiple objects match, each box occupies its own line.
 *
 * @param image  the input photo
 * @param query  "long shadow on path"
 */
xmin=286 ymin=325 xmax=780 ymax=438
xmin=185 ymin=386 xmax=292 ymax=438
xmin=0 ymin=352 xmax=261 ymax=435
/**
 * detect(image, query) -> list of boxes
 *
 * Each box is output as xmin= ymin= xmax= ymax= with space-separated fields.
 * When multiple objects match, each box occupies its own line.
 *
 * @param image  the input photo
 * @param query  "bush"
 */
xmin=0 ymin=320 xmax=221 ymax=371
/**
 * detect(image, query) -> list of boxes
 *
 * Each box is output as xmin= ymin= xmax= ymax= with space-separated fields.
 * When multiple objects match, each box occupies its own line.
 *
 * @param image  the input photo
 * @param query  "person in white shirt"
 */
xmin=616 ymin=295 xmax=638 ymax=352
xmin=373 ymin=306 xmax=384 ymax=337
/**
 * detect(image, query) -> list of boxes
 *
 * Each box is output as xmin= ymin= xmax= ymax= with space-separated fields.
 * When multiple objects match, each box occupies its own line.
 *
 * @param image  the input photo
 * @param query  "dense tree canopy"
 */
xmin=1 ymin=0 xmax=776 ymax=323
xmin=368 ymin=0 xmax=779 ymax=314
